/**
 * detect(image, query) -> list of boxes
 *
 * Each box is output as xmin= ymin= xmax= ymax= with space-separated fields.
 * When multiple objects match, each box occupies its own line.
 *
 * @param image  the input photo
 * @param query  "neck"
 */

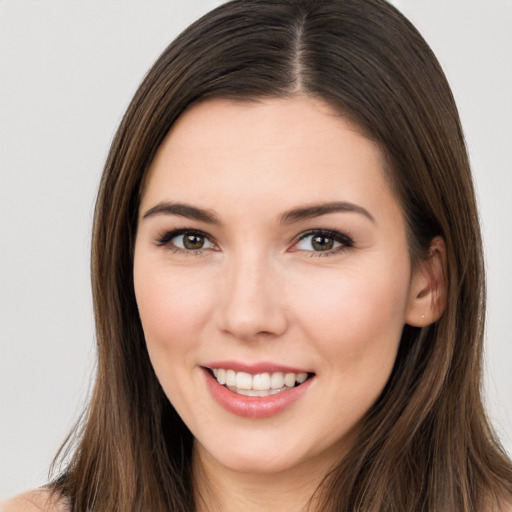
xmin=192 ymin=442 xmax=339 ymax=512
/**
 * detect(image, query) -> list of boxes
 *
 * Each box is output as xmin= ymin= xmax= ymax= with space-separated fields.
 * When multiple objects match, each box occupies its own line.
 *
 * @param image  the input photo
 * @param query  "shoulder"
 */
xmin=0 ymin=489 xmax=68 ymax=512
xmin=492 ymin=493 xmax=512 ymax=512
xmin=501 ymin=496 xmax=512 ymax=512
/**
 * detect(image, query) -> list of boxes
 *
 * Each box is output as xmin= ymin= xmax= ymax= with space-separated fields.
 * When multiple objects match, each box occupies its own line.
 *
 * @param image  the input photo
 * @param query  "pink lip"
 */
xmin=203 ymin=360 xmax=312 ymax=374
xmin=202 ymin=367 xmax=314 ymax=419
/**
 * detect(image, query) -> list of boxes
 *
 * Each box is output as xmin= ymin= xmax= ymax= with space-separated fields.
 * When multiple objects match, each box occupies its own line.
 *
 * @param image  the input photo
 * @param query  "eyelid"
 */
xmin=297 ymin=229 xmax=353 ymax=244
xmin=153 ymin=227 xmax=353 ymax=255
xmin=154 ymin=228 xmax=216 ymax=249
xmin=290 ymin=229 xmax=354 ymax=254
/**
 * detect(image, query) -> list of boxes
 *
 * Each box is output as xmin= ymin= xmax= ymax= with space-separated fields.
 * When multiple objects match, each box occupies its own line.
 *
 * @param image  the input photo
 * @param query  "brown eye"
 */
xmin=311 ymin=235 xmax=335 ymax=251
xmin=294 ymin=230 xmax=353 ymax=254
xmin=183 ymin=233 xmax=206 ymax=250
xmin=166 ymin=231 xmax=215 ymax=251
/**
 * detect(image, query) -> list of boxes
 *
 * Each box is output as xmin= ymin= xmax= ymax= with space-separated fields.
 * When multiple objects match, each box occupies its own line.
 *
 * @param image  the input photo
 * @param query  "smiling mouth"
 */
xmin=207 ymin=368 xmax=314 ymax=397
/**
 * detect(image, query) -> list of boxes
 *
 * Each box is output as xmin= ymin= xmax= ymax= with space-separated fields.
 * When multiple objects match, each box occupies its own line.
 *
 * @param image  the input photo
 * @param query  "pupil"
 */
xmin=184 ymin=234 xmax=204 ymax=250
xmin=312 ymin=235 xmax=334 ymax=251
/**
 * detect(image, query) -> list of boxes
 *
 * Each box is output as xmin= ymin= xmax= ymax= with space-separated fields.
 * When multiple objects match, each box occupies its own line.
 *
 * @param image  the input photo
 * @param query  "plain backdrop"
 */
xmin=1 ymin=0 xmax=511 ymax=500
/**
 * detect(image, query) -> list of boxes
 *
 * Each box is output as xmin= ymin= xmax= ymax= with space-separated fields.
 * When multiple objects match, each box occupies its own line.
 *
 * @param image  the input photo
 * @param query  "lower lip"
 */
xmin=203 ymin=368 xmax=313 ymax=419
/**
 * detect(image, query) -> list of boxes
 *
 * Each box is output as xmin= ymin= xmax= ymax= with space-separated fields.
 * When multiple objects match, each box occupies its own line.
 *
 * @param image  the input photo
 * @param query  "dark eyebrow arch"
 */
xmin=142 ymin=202 xmax=220 ymax=224
xmin=280 ymin=201 xmax=375 ymax=224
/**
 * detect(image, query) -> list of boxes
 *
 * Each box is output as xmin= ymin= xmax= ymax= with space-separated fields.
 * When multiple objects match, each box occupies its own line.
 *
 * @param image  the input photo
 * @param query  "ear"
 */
xmin=405 ymin=236 xmax=447 ymax=327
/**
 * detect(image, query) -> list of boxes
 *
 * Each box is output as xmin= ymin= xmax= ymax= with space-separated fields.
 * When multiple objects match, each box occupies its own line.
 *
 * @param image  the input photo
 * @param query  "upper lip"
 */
xmin=203 ymin=360 xmax=313 ymax=375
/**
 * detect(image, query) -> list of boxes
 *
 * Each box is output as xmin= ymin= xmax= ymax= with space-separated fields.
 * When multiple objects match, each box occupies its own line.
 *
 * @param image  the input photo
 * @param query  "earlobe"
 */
xmin=405 ymin=236 xmax=447 ymax=327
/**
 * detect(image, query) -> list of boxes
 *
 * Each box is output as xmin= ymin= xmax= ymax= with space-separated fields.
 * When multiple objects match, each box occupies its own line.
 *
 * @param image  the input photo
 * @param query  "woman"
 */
xmin=4 ymin=0 xmax=512 ymax=510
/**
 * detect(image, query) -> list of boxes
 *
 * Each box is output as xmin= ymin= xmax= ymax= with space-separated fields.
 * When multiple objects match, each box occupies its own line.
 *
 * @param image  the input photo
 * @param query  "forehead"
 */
xmin=154 ymin=96 xmax=371 ymax=158
xmin=140 ymin=96 xmax=401 ymax=225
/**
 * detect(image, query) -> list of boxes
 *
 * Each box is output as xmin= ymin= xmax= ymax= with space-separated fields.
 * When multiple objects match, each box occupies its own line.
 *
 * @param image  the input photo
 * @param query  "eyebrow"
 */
xmin=142 ymin=202 xmax=220 ymax=224
xmin=279 ymin=201 xmax=375 ymax=224
xmin=141 ymin=200 xmax=375 ymax=225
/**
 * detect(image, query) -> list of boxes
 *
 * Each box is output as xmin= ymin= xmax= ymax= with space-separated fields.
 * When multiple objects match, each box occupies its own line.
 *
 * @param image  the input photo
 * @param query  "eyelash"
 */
xmin=294 ymin=229 xmax=354 ymax=256
xmin=154 ymin=228 xmax=354 ymax=257
xmin=155 ymin=228 xmax=214 ymax=255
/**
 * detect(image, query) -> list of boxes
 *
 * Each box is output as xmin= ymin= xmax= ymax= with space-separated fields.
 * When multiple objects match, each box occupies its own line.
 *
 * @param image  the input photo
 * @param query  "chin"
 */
xmin=196 ymin=437 xmax=308 ymax=475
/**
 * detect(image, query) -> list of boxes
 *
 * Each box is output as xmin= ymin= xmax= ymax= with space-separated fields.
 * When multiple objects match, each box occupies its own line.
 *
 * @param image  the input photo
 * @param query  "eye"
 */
xmin=293 ymin=229 xmax=353 ymax=254
xmin=156 ymin=229 xmax=215 ymax=251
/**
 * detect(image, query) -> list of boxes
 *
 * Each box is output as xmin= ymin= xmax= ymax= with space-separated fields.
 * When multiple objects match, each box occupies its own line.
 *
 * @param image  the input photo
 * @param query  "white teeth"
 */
xmin=284 ymin=372 xmax=296 ymax=387
xmin=296 ymin=372 xmax=308 ymax=384
xmin=235 ymin=371 xmax=253 ymax=390
xmin=226 ymin=385 xmax=293 ymax=397
xmin=252 ymin=372 xmax=271 ymax=390
xmin=271 ymin=372 xmax=285 ymax=389
xmin=226 ymin=369 xmax=236 ymax=387
xmin=211 ymin=368 xmax=310 ymax=393
xmin=216 ymin=368 xmax=226 ymax=385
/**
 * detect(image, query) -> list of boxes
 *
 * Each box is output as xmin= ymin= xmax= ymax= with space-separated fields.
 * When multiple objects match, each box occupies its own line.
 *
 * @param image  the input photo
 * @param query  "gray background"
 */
xmin=1 ymin=0 xmax=511 ymax=500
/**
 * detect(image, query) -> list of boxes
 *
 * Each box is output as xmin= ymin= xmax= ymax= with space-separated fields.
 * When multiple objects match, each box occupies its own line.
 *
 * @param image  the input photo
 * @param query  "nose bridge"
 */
xmin=218 ymin=246 xmax=287 ymax=340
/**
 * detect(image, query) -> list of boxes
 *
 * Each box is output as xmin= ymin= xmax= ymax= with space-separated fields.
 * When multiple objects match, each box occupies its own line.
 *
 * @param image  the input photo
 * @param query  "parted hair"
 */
xmin=51 ymin=0 xmax=512 ymax=510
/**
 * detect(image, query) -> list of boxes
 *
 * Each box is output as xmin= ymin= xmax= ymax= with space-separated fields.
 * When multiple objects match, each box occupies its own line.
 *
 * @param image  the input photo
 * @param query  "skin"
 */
xmin=133 ymin=96 xmax=440 ymax=511
xmin=0 ymin=490 xmax=68 ymax=512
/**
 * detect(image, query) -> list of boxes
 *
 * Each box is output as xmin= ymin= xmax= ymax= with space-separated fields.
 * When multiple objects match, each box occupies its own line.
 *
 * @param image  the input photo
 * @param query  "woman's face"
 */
xmin=134 ymin=96 xmax=421 ymax=476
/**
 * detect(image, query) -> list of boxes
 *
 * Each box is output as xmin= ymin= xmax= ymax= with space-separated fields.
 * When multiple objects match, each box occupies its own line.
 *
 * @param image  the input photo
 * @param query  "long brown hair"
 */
xmin=51 ymin=0 xmax=512 ymax=510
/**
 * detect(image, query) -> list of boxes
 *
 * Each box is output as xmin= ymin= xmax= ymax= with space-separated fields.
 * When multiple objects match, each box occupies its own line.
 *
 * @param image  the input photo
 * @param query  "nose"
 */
xmin=216 ymin=252 xmax=288 ymax=341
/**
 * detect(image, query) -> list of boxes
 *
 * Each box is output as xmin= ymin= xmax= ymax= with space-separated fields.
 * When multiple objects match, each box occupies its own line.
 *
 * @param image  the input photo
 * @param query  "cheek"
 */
xmin=133 ymin=259 xmax=215 ymax=359
xmin=291 ymin=264 xmax=410 ymax=369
